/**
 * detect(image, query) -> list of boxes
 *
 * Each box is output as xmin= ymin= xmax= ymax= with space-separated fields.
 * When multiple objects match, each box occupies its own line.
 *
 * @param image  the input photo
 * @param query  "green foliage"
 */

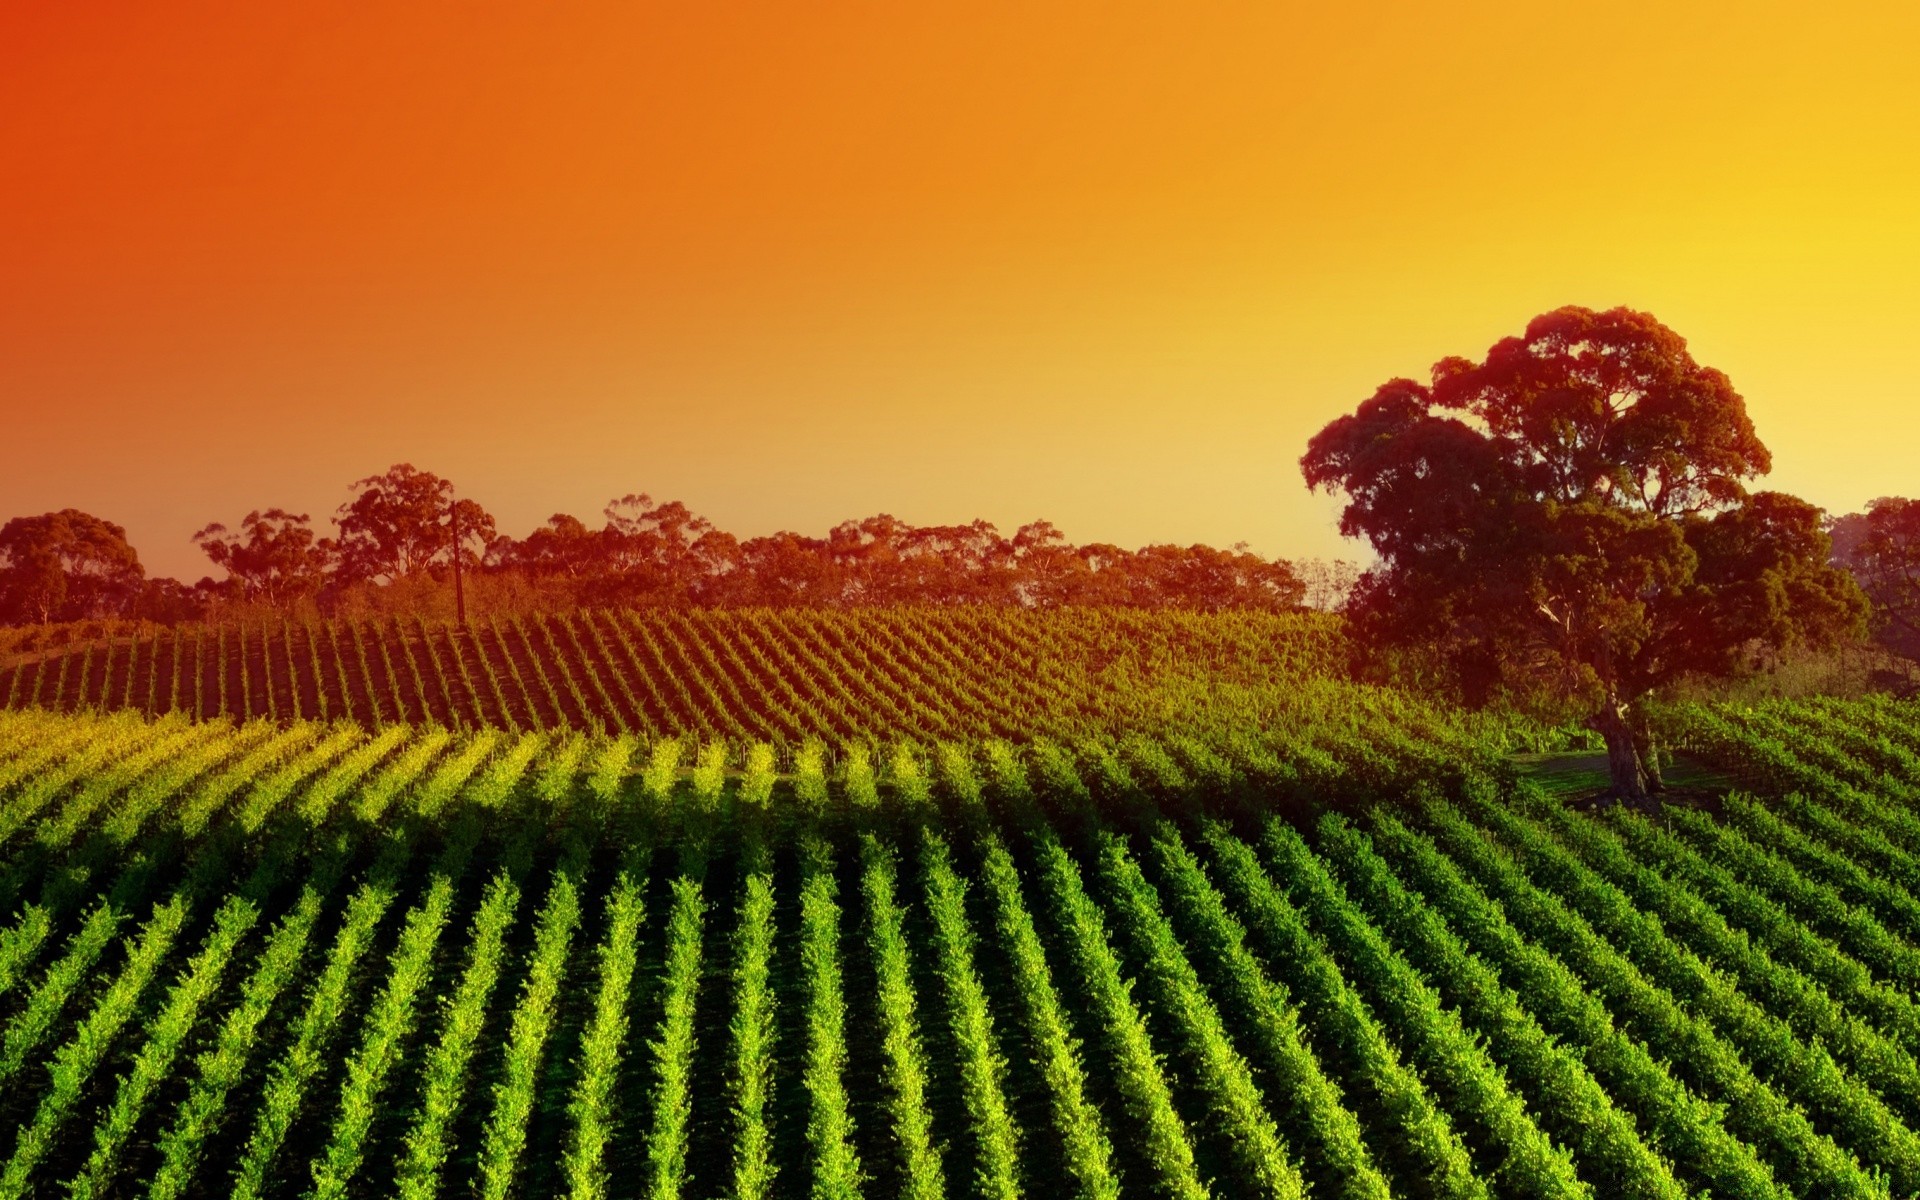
xmin=977 ymin=833 xmax=1119 ymax=1200
xmin=476 ymin=854 xmax=586 ymax=1200
xmin=0 ymin=896 xmax=188 ymax=1200
xmin=0 ymin=699 xmax=1913 ymax=1199
xmin=1 ymin=608 xmax=1357 ymax=746
xmin=799 ymin=836 xmax=863 ymax=1200
xmin=1200 ymin=821 xmax=1487 ymax=1200
xmin=642 ymin=876 xmax=704 ymax=1200
xmin=147 ymin=875 xmax=342 ymax=1200
xmin=1146 ymin=828 xmax=1389 ymax=1200
xmin=1030 ymin=830 xmax=1209 ymax=1200
xmin=1315 ymin=815 xmax=1680 ymax=1200
xmin=393 ymin=871 xmax=522 ymax=1200
xmin=859 ymin=835 xmax=946 ymax=1200
xmin=728 ymin=841 xmax=780 ymax=1200
xmin=1442 ymin=797 xmax=1892 ymax=1199
xmin=1093 ymin=829 xmax=1302 ymax=1199
xmin=919 ymin=829 xmax=1022 ymax=1200
xmin=304 ymin=860 xmax=464 ymax=1200
xmin=562 ymin=870 xmax=647 ymax=1200
xmin=1369 ymin=807 xmax=1788 ymax=1200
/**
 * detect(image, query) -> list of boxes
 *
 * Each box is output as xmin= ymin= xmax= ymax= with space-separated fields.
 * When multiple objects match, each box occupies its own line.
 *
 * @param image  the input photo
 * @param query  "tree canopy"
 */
xmin=500 ymin=503 xmax=1308 ymax=610
xmin=2 ymin=466 xmax=1320 ymax=626
xmin=0 ymin=510 xmax=145 ymax=625
xmin=192 ymin=508 xmax=331 ymax=608
xmin=1303 ymin=305 xmax=1865 ymax=803
xmin=1831 ymin=497 xmax=1920 ymax=662
xmin=333 ymin=464 xmax=496 ymax=586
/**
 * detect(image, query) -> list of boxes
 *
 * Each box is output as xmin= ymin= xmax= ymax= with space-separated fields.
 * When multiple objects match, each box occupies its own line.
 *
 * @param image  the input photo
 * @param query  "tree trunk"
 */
xmin=1632 ymin=710 xmax=1667 ymax=794
xmin=1641 ymin=732 xmax=1666 ymax=792
xmin=1592 ymin=696 xmax=1654 ymax=808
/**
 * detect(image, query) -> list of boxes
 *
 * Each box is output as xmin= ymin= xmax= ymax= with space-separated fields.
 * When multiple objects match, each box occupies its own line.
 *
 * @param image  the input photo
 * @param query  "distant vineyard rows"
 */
xmin=0 ymin=696 xmax=1917 ymax=1197
xmin=0 ymin=608 xmax=1344 ymax=744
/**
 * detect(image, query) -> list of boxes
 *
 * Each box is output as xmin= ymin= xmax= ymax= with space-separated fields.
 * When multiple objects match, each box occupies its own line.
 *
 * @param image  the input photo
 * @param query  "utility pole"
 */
xmin=450 ymin=498 xmax=467 ymax=625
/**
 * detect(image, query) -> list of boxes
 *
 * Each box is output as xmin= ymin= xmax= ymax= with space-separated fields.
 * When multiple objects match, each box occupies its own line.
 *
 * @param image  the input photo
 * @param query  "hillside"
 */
xmin=0 ymin=608 xmax=1351 ymax=744
xmin=0 ymin=698 xmax=1917 ymax=1197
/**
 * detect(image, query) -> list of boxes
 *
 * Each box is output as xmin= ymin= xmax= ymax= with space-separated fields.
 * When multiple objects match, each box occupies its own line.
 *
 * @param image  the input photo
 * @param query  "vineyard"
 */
xmin=0 ymin=609 xmax=1346 ymax=745
xmin=0 ymin=687 xmax=1917 ymax=1198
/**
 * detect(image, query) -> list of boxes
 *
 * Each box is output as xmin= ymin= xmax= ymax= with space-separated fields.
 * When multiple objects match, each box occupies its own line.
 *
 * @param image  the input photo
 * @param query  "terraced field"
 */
xmin=0 ymin=689 xmax=1917 ymax=1198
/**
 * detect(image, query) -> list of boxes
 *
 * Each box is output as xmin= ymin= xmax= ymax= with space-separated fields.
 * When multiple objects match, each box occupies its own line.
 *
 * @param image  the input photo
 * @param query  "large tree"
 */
xmin=333 ymin=464 xmax=495 ymax=586
xmin=1303 ymin=305 xmax=1865 ymax=804
xmin=0 ymin=510 xmax=145 ymax=625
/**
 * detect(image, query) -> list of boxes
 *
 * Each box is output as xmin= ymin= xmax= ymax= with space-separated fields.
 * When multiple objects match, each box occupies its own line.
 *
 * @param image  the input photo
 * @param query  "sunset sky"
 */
xmin=4 ymin=1 xmax=1916 ymax=580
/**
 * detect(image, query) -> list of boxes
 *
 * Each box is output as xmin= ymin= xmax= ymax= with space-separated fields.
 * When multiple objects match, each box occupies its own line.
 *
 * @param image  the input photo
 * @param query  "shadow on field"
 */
xmin=1512 ymin=751 xmax=1738 ymax=814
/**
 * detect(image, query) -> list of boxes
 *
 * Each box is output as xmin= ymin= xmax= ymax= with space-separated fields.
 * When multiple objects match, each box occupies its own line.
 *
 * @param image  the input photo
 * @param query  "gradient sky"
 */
xmin=4 ymin=1 xmax=1916 ymax=580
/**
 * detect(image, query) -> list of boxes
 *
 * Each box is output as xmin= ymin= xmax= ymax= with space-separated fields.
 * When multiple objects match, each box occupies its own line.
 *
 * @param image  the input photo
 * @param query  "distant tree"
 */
xmin=0 ymin=510 xmax=145 ymax=625
xmin=1297 ymin=558 xmax=1363 ymax=612
xmin=597 ymin=493 xmax=736 ymax=604
xmin=1125 ymin=543 xmax=1306 ymax=611
xmin=333 ymin=464 xmax=495 ymax=585
xmin=826 ymin=514 xmax=912 ymax=604
xmin=899 ymin=520 xmax=1014 ymax=603
xmin=1071 ymin=542 xmax=1144 ymax=606
xmin=1831 ymin=497 xmax=1920 ymax=659
xmin=1008 ymin=520 xmax=1086 ymax=606
xmin=458 ymin=489 xmax=1321 ymax=614
xmin=731 ymin=531 xmax=843 ymax=606
xmin=1303 ymin=305 xmax=1865 ymax=805
xmin=505 ymin=513 xmax=601 ymax=580
xmin=823 ymin=515 xmax=1017 ymax=604
xmin=192 ymin=508 xmax=332 ymax=608
xmin=133 ymin=577 xmax=211 ymax=625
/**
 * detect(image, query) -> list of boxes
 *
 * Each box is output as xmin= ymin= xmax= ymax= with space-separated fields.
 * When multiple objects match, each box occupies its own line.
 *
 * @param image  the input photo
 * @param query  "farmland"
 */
xmin=0 ymin=609 xmax=1347 ymax=745
xmin=1 ymin=640 xmax=1918 ymax=1198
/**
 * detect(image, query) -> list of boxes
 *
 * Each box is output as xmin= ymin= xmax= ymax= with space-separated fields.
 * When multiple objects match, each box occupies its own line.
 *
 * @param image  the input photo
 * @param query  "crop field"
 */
xmin=0 ymin=609 xmax=1345 ymax=744
xmin=0 ymin=676 xmax=1918 ymax=1199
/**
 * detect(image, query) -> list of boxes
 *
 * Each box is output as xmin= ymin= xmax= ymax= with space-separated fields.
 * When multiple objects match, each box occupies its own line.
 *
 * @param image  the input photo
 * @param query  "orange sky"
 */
xmin=3 ymin=1 xmax=1917 ymax=580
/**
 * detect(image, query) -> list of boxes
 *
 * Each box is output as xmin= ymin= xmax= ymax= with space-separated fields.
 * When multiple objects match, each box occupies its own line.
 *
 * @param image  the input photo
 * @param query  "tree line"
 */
xmin=0 ymin=466 xmax=1355 ymax=626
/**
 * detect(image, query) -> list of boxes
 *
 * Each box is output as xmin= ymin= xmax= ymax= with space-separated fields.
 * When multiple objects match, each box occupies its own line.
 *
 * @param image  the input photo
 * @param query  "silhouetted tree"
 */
xmin=1297 ymin=558 xmax=1363 ymax=612
xmin=1125 ymin=543 xmax=1306 ymax=611
xmin=3 ymin=470 xmax=1320 ymax=626
xmin=505 ymin=514 xmax=602 ymax=580
xmin=1072 ymin=543 xmax=1144 ymax=606
xmin=0 ymin=510 xmax=145 ymax=625
xmin=333 ymin=464 xmax=495 ymax=585
xmin=730 ymin=531 xmax=844 ymax=606
xmin=134 ymin=578 xmax=211 ymax=624
xmin=1304 ymin=305 xmax=1865 ymax=804
xmin=597 ymin=493 xmax=736 ymax=604
xmin=192 ymin=508 xmax=332 ymax=609
xmin=1831 ymin=497 xmax=1920 ymax=660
